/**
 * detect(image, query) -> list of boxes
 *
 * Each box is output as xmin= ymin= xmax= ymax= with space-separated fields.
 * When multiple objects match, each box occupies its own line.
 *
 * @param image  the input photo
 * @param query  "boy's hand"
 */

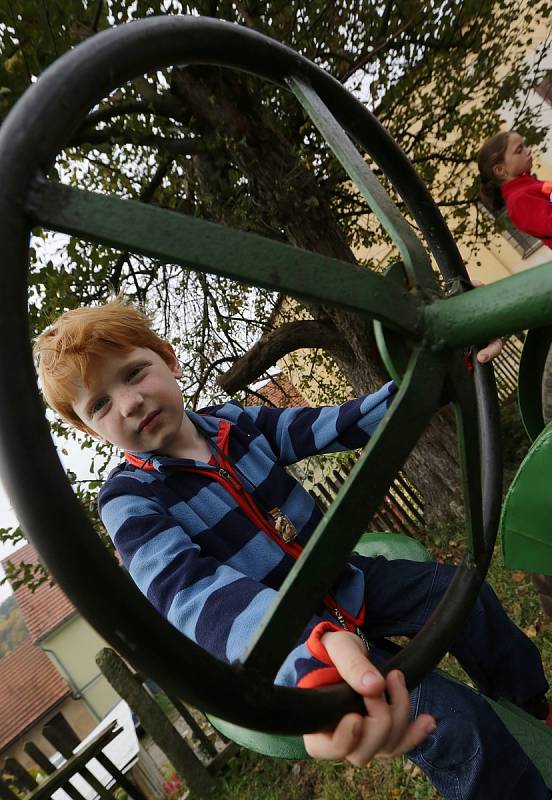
xmin=470 ymin=280 xmax=504 ymax=364
xmin=303 ymin=630 xmax=436 ymax=766
xmin=476 ymin=338 xmax=503 ymax=364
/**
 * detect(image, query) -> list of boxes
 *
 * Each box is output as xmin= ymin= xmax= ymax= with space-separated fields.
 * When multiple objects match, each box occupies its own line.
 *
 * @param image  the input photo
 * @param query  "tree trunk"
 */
xmin=169 ymin=67 xmax=463 ymax=528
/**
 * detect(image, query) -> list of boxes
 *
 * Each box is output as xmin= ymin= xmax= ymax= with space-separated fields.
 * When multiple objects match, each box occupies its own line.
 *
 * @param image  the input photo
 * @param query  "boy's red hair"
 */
xmin=34 ymin=297 xmax=172 ymax=434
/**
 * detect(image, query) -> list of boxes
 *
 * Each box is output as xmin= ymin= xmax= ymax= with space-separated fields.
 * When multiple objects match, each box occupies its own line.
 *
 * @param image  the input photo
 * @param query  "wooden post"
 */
xmin=42 ymin=715 xmax=80 ymax=750
xmin=96 ymin=648 xmax=215 ymax=798
xmin=23 ymin=743 xmax=55 ymax=776
xmin=94 ymin=751 xmax=148 ymax=800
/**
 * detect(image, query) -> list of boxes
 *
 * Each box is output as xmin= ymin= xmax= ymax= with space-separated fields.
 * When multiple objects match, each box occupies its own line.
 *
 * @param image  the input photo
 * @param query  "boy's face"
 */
xmin=72 ymin=345 xmax=196 ymax=457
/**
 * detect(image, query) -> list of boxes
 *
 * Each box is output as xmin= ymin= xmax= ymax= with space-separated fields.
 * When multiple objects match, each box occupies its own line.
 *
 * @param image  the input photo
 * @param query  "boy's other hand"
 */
xmin=303 ymin=630 xmax=436 ymax=766
xmin=471 ymin=280 xmax=504 ymax=364
xmin=476 ymin=338 xmax=503 ymax=364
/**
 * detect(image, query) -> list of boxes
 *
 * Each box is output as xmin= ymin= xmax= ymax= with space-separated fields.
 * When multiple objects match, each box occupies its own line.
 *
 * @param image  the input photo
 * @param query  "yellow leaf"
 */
xmin=3 ymin=50 xmax=23 ymax=74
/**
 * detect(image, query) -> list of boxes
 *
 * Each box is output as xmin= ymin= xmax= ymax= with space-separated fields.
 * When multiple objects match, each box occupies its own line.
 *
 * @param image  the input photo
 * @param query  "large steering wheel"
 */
xmin=0 ymin=16 xmax=505 ymax=735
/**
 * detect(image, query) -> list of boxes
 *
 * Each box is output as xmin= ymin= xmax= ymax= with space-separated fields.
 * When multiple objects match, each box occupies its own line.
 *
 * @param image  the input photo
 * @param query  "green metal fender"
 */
xmin=501 ymin=421 xmax=552 ymax=575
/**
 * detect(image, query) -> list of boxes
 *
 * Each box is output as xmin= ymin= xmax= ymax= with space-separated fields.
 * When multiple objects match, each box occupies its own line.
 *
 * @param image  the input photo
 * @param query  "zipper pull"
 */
xmin=217 ymin=466 xmax=242 ymax=492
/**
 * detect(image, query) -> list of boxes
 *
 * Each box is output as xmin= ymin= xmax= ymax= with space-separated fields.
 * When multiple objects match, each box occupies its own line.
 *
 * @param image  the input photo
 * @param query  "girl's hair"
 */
xmin=34 ymin=297 xmax=171 ymax=433
xmin=477 ymin=131 xmax=511 ymax=212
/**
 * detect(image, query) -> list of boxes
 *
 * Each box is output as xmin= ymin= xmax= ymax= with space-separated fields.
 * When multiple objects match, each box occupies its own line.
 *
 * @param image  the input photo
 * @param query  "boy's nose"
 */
xmin=120 ymin=391 xmax=144 ymax=417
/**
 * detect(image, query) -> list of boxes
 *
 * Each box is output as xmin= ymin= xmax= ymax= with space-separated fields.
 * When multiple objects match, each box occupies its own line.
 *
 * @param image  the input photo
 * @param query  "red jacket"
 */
xmin=501 ymin=174 xmax=552 ymax=249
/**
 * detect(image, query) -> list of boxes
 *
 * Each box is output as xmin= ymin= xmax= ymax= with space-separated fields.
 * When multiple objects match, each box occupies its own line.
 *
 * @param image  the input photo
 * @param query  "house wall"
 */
xmin=1 ymin=695 xmax=97 ymax=772
xmin=41 ymin=616 xmax=119 ymax=722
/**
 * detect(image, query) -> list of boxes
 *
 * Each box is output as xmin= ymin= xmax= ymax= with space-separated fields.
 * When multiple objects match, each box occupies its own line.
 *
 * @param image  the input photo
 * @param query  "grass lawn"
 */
xmin=209 ymin=397 xmax=551 ymax=799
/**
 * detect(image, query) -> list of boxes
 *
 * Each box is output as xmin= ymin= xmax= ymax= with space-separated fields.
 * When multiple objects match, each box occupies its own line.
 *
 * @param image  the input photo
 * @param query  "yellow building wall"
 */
xmin=2 ymin=695 xmax=97 ymax=771
xmin=41 ymin=615 xmax=119 ymax=721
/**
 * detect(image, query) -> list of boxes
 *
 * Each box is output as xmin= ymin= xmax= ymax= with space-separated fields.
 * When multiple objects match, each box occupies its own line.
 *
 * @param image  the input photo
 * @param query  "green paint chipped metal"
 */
xmin=501 ymin=422 xmax=552 ymax=575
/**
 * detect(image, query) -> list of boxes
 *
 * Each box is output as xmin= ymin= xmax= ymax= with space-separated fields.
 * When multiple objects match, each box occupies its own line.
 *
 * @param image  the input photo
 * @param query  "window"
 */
xmin=494 ymin=208 xmax=542 ymax=257
xmin=535 ymin=73 xmax=552 ymax=105
xmin=478 ymin=202 xmax=542 ymax=258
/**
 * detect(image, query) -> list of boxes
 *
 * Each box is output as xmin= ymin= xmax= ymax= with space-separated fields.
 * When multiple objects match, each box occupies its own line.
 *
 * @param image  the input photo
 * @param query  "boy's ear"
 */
xmin=162 ymin=343 xmax=182 ymax=379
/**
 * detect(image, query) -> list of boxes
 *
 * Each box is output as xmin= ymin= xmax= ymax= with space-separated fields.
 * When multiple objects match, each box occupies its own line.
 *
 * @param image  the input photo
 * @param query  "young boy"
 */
xmin=35 ymin=298 xmax=550 ymax=798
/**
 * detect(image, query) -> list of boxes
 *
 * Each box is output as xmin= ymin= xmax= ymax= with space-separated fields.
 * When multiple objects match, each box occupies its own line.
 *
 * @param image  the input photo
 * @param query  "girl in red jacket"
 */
xmin=477 ymin=130 xmax=552 ymax=249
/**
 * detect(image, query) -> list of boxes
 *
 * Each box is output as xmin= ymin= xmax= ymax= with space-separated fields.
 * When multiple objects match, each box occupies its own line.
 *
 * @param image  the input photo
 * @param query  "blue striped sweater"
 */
xmin=98 ymin=381 xmax=397 ymax=689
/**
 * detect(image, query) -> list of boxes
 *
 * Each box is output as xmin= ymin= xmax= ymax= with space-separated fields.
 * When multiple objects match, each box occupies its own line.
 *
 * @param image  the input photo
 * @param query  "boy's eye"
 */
xmin=127 ymin=365 xmax=145 ymax=380
xmin=91 ymin=397 xmax=108 ymax=416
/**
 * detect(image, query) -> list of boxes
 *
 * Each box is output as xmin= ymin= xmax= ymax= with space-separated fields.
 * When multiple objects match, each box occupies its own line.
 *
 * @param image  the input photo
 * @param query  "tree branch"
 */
xmin=339 ymin=8 xmax=424 ymax=83
xmin=90 ymin=0 xmax=103 ymax=33
xmin=70 ymin=126 xmax=207 ymax=157
xmin=218 ymin=319 xmax=351 ymax=394
xmin=80 ymin=100 xmax=161 ymax=127
xmin=110 ymin=157 xmax=174 ymax=291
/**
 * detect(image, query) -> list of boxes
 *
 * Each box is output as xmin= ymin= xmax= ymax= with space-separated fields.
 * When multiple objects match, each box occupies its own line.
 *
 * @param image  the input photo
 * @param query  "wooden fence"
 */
xmin=493 ymin=333 xmax=525 ymax=403
xmin=309 ymin=455 xmax=424 ymax=536
xmin=0 ymin=714 xmax=146 ymax=800
xmin=309 ymin=334 xmax=526 ymax=535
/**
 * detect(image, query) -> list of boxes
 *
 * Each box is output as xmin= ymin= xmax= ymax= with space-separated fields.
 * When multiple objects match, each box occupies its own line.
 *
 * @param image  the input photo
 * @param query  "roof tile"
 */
xmin=0 ymin=639 xmax=71 ymax=752
xmin=248 ymin=374 xmax=307 ymax=408
xmin=2 ymin=543 xmax=76 ymax=642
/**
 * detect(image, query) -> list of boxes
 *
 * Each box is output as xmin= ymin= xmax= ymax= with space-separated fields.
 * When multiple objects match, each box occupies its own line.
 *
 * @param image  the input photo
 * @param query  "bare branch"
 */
xmin=80 ymin=100 xmax=162 ymax=127
xmin=90 ymin=0 xmax=103 ymax=33
xmin=110 ymin=157 xmax=174 ymax=291
xmin=218 ymin=319 xmax=351 ymax=394
xmin=339 ymin=8 xmax=424 ymax=83
xmin=71 ymin=126 xmax=207 ymax=157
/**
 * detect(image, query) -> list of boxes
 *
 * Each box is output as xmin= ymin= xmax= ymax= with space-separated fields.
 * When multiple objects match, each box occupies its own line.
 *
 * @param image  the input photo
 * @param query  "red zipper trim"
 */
xmin=124 ymin=451 xmax=156 ymax=470
xmin=178 ymin=463 xmax=305 ymax=560
xmin=124 ymin=423 xmax=364 ymax=629
xmin=177 ymin=463 xmax=368 ymax=628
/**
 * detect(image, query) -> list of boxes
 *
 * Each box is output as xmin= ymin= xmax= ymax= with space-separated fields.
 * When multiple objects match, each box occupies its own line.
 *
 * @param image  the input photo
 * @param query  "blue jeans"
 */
xmin=358 ymin=557 xmax=550 ymax=799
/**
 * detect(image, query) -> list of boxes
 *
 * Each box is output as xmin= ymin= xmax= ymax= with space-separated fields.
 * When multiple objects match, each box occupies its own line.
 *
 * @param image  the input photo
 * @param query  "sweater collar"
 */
xmin=501 ymin=173 xmax=539 ymax=198
xmin=123 ymin=410 xmax=227 ymax=472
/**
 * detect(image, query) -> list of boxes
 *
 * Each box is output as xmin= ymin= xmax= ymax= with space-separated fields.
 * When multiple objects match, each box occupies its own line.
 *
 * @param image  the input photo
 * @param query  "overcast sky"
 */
xmin=0 ymin=485 xmax=19 ymax=602
xmin=0 ymin=430 xmax=115 ymax=603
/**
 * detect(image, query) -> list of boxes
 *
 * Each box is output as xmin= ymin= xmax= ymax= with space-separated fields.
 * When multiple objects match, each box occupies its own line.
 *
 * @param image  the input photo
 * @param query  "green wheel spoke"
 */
xmin=27 ymin=178 xmax=423 ymax=335
xmin=241 ymin=345 xmax=448 ymax=678
xmin=289 ymin=77 xmax=436 ymax=292
xmin=426 ymin=262 xmax=552 ymax=348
